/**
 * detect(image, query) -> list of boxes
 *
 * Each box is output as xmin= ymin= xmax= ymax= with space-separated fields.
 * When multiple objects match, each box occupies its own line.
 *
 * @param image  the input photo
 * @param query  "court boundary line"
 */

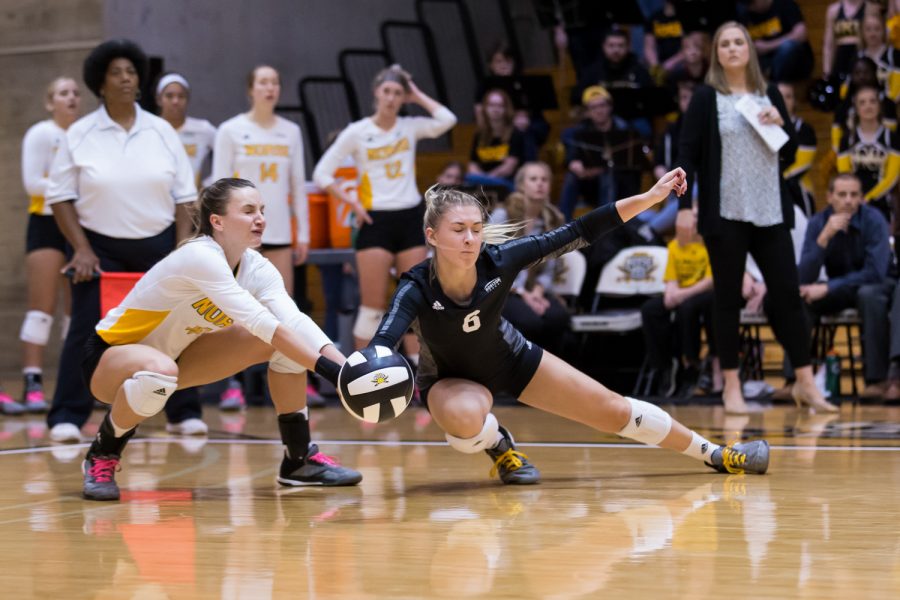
xmin=3 ymin=437 xmax=900 ymax=456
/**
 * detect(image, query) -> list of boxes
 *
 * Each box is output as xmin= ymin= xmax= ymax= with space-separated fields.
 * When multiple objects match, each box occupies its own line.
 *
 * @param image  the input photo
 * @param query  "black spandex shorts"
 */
xmin=418 ymin=342 xmax=544 ymax=409
xmin=355 ymin=202 xmax=426 ymax=253
xmin=26 ymin=214 xmax=67 ymax=254
xmin=81 ymin=332 xmax=112 ymax=390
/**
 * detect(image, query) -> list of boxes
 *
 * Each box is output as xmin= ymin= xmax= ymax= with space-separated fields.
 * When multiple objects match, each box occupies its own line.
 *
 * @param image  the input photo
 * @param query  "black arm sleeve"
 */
xmin=496 ymin=203 xmax=624 ymax=272
xmin=370 ymin=278 xmax=427 ymax=350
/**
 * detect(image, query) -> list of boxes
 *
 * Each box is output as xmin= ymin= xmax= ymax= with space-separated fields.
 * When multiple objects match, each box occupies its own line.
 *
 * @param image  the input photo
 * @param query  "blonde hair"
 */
xmin=706 ymin=22 xmax=767 ymax=95
xmin=45 ymin=77 xmax=76 ymax=103
xmin=513 ymin=161 xmax=552 ymax=194
xmin=423 ymin=185 xmax=523 ymax=248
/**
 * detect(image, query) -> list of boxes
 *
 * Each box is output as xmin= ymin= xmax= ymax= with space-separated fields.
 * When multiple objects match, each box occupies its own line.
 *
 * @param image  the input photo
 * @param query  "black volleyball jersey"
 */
xmin=371 ymin=204 xmax=624 ymax=386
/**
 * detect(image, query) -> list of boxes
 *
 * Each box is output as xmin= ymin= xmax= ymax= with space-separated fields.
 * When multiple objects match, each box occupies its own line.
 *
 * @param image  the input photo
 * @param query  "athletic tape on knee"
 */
xmin=352 ymin=306 xmax=386 ymax=341
xmin=20 ymin=310 xmax=53 ymax=345
xmin=269 ymin=312 xmax=333 ymax=374
xmin=618 ymin=397 xmax=673 ymax=446
xmin=123 ymin=371 xmax=178 ymax=417
xmin=445 ymin=413 xmax=500 ymax=454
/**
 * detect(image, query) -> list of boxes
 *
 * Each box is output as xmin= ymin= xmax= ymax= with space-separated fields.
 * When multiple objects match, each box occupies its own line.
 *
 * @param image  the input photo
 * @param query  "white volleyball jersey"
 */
xmin=213 ymin=114 xmax=308 ymax=245
xmin=313 ymin=107 xmax=456 ymax=211
xmin=177 ymin=116 xmax=217 ymax=186
xmin=21 ymin=120 xmax=66 ymax=215
xmin=94 ymin=236 xmax=330 ymax=358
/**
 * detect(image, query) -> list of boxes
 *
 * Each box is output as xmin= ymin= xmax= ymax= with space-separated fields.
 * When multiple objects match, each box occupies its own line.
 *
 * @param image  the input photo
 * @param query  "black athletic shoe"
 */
xmin=23 ymin=373 xmax=48 ymax=413
xmin=705 ymin=441 xmax=770 ymax=475
xmin=485 ymin=426 xmax=541 ymax=484
xmin=82 ymin=453 xmax=122 ymax=501
xmin=277 ymin=444 xmax=362 ymax=487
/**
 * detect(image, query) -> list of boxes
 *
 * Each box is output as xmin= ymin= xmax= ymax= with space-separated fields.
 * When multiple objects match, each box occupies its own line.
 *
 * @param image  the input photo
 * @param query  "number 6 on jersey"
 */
xmin=463 ymin=310 xmax=481 ymax=333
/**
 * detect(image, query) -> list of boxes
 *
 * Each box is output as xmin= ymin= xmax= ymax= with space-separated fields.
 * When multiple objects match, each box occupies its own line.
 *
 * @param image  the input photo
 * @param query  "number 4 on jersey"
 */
xmin=463 ymin=310 xmax=481 ymax=333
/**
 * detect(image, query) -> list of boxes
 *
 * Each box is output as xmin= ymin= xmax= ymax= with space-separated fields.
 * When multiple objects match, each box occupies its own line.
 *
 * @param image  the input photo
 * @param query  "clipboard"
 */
xmin=734 ymin=95 xmax=789 ymax=153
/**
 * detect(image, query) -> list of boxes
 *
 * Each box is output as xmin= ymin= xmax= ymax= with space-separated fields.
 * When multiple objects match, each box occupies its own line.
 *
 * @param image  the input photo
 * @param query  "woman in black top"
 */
xmin=367 ymin=168 xmax=769 ymax=485
xmin=676 ymin=22 xmax=838 ymax=415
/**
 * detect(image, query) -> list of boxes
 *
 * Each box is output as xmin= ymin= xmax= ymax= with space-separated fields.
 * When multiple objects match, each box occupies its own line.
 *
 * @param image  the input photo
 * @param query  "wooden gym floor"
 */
xmin=0 ymin=402 xmax=898 ymax=599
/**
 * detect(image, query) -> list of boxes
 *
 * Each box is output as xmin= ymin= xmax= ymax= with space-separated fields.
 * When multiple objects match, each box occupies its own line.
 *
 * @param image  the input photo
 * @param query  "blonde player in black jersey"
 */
xmin=11 ymin=77 xmax=81 ymax=415
xmin=367 ymin=168 xmax=770 ymax=484
xmin=79 ymin=179 xmax=360 ymax=501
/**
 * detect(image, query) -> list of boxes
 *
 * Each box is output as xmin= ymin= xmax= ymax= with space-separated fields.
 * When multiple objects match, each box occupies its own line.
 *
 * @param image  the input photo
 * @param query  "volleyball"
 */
xmin=337 ymin=345 xmax=414 ymax=423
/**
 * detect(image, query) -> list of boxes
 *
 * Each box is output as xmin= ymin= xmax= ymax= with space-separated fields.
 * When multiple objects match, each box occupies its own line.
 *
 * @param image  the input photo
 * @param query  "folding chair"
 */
xmin=552 ymin=250 xmax=587 ymax=310
xmin=569 ymin=246 xmax=667 ymax=388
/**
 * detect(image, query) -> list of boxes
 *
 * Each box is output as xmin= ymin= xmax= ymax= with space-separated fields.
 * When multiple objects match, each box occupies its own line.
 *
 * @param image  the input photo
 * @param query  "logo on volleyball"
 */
xmin=371 ymin=372 xmax=390 ymax=386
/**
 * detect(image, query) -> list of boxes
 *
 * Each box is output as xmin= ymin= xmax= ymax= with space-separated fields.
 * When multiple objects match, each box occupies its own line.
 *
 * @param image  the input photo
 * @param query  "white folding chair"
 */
xmin=552 ymin=250 xmax=587 ymax=309
xmin=570 ymin=245 xmax=668 ymax=334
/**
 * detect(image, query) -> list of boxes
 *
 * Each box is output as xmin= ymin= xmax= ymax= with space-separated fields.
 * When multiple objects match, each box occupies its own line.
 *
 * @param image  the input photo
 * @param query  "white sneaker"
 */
xmin=166 ymin=418 xmax=208 ymax=436
xmin=49 ymin=422 xmax=82 ymax=443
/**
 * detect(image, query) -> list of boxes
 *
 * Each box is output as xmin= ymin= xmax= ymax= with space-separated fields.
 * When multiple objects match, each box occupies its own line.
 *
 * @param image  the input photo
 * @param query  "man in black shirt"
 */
xmin=738 ymin=0 xmax=814 ymax=82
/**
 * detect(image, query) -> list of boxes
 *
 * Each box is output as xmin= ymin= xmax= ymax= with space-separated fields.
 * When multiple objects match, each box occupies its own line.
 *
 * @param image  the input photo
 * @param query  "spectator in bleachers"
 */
xmin=860 ymin=11 xmax=900 ymax=101
xmin=466 ymin=89 xmax=525 ymax=190
xmin=45 ymin=39 xmax=204 ymax=442
xmin=676 ymin=22 xmax=837 ymax=414
xmin=738 ymin=0 xmax=814 ymax=82
xmin=436 ymin=160 xmax=465 ymax=186
xmin=559 ymin=86 xmax=638 ymax=222
xmin=836 ymin=84 xmax=900 ymax=222
xmin=664 ymin=31 xmax=709 ymax=102
xmin=644 ymin=1 xmax=686 ymax=82
xmin=644 ymin=80 xmax=698 ymax=243
xmin=155 ymin=73 xmax=217 ymax=188
xmin=474 ymin=41 xmax=550 ymax=160
xmin=824 ymin=0 xmax=868 ymax=83
xmin=490 ymin=162 xmax=571 ymax=356
xmin=10 ymin=77 xmax=81 ymax=416
xmin=797 ymin=173 xmax=892 ymax=398
xmin=313 ymin=65 xmax=456 ymax=351
xmin=778 ymin=82 xmax=818 ymax=216
xmin=832 ymin=56 xmax=898 ymax=148
xmin=573 ymin=28 xmax=653 ymax=109
xmin=640 ymin=206 xmax=715 ymax=398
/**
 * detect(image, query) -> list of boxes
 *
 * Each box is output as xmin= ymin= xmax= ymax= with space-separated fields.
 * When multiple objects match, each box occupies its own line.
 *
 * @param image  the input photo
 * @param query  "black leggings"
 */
xmin=705 ymin=219 xmax=811 ymax=371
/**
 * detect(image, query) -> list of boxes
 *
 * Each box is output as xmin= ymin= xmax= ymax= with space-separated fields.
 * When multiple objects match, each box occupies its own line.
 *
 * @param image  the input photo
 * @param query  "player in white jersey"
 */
xmin=313 ymin=65 xmax=457 ymax=350
xmin=8 ymin=77 xmax=82 ymax=415
xmin=156 ymin=72 xmax=217 ymax=187
xmin=79 ymin=178 xmax=361 ymax=501
xmin=214 ymin=66 xmax=307 ymax=292
xmin=214 ymin=65 xmax=309 ymax=410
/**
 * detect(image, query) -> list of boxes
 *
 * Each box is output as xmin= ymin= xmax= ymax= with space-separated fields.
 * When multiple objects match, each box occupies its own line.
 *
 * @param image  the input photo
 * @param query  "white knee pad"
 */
xmin=269 ymin=312 xmax=333 ymax=374
xmin=445 ymin=413 xmax=500 ymax=454
xmin=352 ymin=306 xmax=386 ymax=341
xmin=123 ymin=371 xmax=178 ymax=417
xmin=618 ymin=397 xmax=672 ymax=446
xmin=20 ymin=310 xmax=53 ymax=345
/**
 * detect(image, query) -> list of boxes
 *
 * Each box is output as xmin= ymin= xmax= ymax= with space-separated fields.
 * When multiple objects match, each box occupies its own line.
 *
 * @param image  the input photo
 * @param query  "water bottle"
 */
xmin=824 ymin=351 xmax=841 ymax=398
